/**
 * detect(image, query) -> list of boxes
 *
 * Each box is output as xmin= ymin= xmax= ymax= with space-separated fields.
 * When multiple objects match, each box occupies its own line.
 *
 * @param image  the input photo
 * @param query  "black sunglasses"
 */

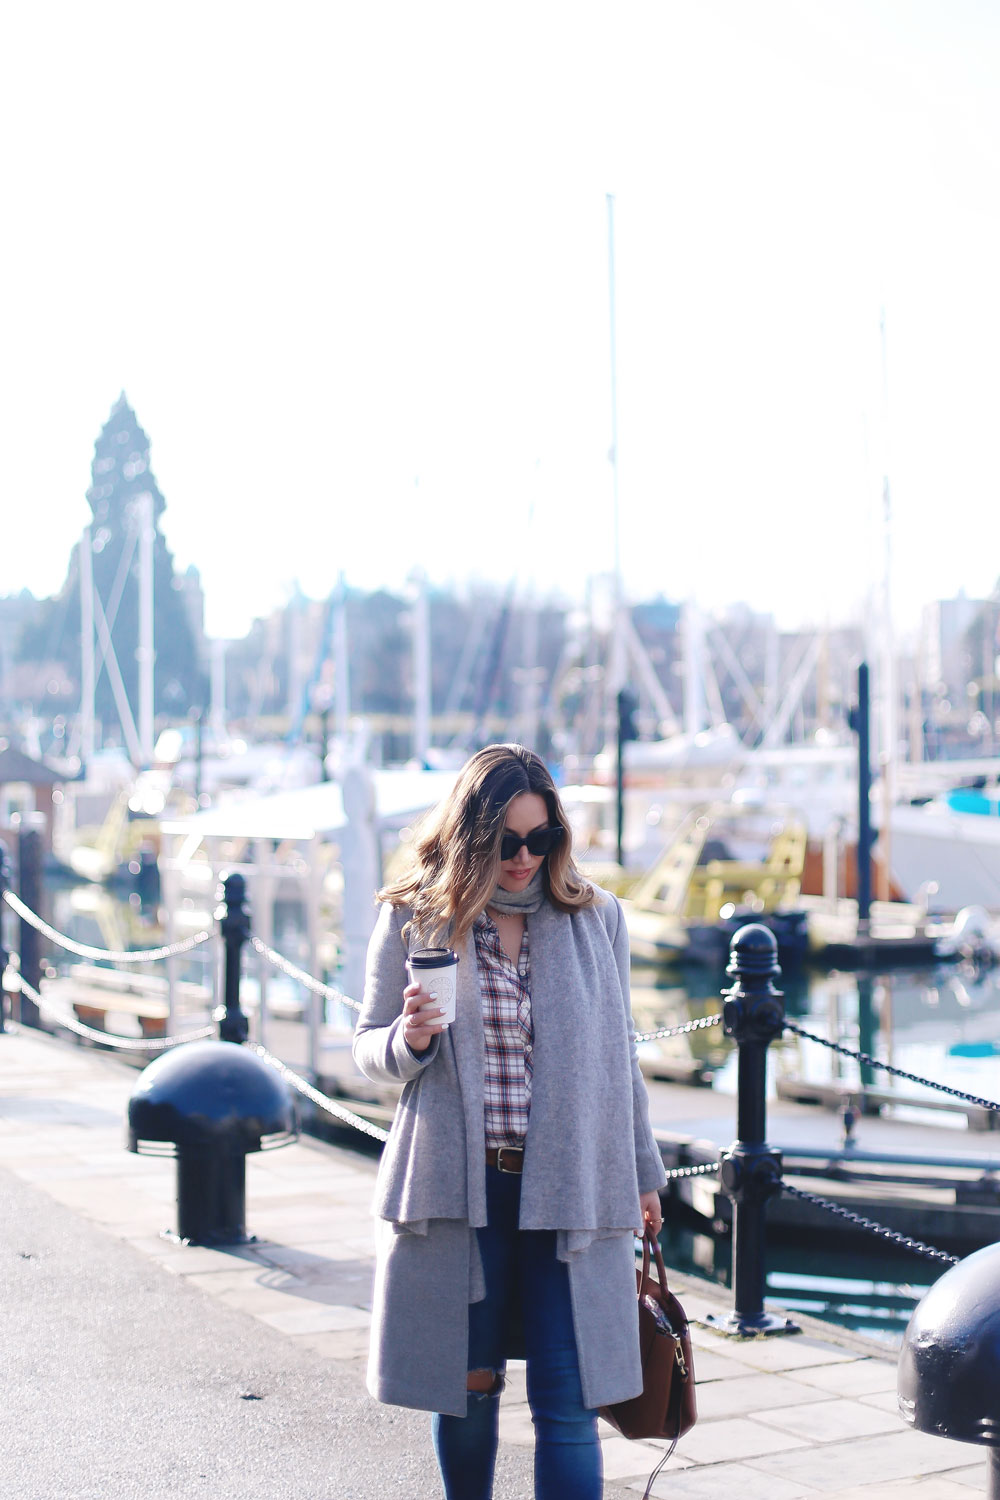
xmin=499 ymin=825 xmax=564 ymax=861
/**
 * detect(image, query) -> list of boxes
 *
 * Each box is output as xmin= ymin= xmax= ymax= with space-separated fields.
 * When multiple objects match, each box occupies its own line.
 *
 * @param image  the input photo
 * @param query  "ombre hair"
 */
xmin=379 ymin=743 xmax=595 ymax=944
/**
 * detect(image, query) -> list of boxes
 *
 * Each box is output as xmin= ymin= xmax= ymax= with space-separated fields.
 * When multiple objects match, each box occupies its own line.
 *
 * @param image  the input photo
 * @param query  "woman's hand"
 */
xmin=638 ymin=1190 xmax=663 ymax=1238
xmin=401 ymin=982 xmax=445 ymax=1053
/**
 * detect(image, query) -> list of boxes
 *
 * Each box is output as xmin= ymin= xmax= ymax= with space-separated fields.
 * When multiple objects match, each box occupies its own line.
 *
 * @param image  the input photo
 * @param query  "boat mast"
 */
xmin=606 ymin=193 xmax=626 ymax=710
xmin=137 ymin=490 xmax=155 ymax=765
xmin=79 ymin=523 xmax=96 ymax=768
xmin=412 ymin=568 xmax=431 ymax=765
xmin=878 ymin=309 xmax=896 ymax=901
xmin=334 ymin=572 xmax=351 ymax=758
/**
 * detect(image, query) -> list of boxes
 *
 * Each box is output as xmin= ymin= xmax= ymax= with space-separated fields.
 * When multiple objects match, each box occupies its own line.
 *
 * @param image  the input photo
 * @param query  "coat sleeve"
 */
xmin=606 ymin=893 xmax=668 ymax=1195
xmin=352 ymin=902 xmax=442 ymax=1084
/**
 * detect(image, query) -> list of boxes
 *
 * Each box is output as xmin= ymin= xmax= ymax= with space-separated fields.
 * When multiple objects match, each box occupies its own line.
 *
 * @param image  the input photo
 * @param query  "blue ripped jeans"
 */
xmin=431 ymin=1165 xmax=602 ymax=1500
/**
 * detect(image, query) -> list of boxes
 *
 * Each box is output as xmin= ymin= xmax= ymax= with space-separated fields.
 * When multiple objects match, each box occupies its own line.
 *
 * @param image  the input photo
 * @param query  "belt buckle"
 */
xmin=496 ymin=1146 xmax=522 ymax=1174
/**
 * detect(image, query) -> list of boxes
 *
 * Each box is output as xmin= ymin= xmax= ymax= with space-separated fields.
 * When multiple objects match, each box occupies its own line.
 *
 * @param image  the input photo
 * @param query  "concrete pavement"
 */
xmin=0 ymin=1024 xmax=990 ymax=1499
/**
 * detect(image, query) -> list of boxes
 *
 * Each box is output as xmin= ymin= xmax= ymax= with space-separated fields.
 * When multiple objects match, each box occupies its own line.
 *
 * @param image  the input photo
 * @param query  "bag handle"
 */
xmin=641 ymin=1223 xmax=673 ymax=1298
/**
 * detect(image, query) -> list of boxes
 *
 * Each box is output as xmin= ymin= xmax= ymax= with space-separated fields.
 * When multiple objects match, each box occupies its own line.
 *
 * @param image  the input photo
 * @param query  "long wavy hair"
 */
xmin=379 ymin=743 xmax=595 ymax=943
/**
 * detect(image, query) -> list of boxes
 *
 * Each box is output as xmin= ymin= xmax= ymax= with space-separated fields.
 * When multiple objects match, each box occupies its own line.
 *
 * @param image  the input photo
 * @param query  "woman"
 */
xmin=353 ymin=744 xmax=666 ymax=1500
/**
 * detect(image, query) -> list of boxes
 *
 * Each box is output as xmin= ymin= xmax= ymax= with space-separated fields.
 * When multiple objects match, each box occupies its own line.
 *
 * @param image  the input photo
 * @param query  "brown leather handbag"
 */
xmin=599 ymin=1227 xmax=697 ymax=1497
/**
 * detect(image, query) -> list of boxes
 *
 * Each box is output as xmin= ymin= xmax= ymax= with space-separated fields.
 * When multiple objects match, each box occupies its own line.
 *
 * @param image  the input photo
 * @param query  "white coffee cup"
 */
xmin=406 ymin=947 xmax=460 ymax=1026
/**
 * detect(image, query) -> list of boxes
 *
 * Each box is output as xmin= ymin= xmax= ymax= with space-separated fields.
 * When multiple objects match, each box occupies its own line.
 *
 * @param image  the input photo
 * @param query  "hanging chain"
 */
xmin=15 ymin=976 xmax=215 ymax=1050
xmin=782 ymin=1182 xmax=958 ymax=1266
xmin=784 ymin=1019 xmax=1000 ymax=1114
xmin=661 ymin=1160 xmax=720 ymax=1181
xmin=250 ymin=936 xmax=361 ymax=1011
xmin=2 ymin=891 xmax=212 ymax=964
xmin=634 ymin=1013 xmax=724 ymax=1044
xmin=252 ymin=1045 xmax=390 ymax=1143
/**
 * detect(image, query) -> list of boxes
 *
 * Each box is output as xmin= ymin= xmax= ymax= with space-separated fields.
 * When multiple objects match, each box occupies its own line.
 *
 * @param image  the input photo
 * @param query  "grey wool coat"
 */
xmin=352 ymin=885 xmax=667 ymax=1418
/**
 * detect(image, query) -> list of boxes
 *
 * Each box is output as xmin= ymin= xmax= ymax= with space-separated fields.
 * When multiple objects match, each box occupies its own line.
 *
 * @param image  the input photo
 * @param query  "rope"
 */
xmin=782 ymin=1181 xmax=958 ymax=1266
xmin=250 ymin=936 xmax=361 ymax=1011
xmin=252 ymin=1046 xmax=390 ymax=1143
xmin=634 ymin=1014 xmax=724 ymax=1044
xmin=16 ymin=976 xmax=215 ymax=1050
xmin=784 ymin=1019 xmax=1000 ymax=1115
xmin=2 ymin=891 xmax=212 ymax=964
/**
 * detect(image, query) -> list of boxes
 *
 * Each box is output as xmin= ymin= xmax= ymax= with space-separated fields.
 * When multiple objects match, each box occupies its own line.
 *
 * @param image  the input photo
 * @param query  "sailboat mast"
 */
xmin=606 ymin=193 xmax=626 ymax=705
xmin=137 ymin=490 xmax=155 ymax=765
xmin=878 ymin=310 xmax=896 ymax=902
xmin=80 ymin=523 xmax=96 ymax=767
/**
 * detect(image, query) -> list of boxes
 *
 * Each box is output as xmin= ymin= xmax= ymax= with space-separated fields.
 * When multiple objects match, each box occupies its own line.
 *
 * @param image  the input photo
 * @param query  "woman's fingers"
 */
xmin=401 ymin=986 xmax=445 ymax=1051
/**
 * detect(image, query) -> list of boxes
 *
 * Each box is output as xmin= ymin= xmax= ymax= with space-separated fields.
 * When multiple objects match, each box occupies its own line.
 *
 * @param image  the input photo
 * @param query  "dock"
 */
xmin=0 ymin=1024 xmax=991 ymax=1497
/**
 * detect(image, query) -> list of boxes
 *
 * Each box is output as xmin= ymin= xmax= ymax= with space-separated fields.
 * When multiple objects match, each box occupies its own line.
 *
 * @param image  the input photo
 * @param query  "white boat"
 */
xmin=890 ymin=787 xmax=1000 ymax=913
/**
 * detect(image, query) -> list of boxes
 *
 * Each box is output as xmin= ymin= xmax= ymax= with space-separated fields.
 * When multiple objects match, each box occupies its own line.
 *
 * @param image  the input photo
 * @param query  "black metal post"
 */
xmin=706 ymin=924 xmax=798 ymax=1336
xmin=0 ymin=839 xmax=9 ymax=1034
xmin=853 ymin=661 xmax=873 ymax=935
xmin=176 ymin=1142 xmax=249 ymax=1245
xmin=616 ymin=687 xmax=637 ymax=868
xmin=218 ymin=872 xmax=250 ymax=1044
xmin=17 ymin=815 xmax=45 ymax=1028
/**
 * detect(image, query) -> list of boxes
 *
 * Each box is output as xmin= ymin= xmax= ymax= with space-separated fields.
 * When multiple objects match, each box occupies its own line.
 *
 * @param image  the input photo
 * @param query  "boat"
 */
xmin=621 ymin=803 xmax=809 ymax=967
xmin=890 ymin=783 xmax=1000 ymax=914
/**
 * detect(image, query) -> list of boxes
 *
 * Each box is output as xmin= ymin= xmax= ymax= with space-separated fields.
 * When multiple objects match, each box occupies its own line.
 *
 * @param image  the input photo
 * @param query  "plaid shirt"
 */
xmin=474 ymin=910 xmax=533 ymax=1149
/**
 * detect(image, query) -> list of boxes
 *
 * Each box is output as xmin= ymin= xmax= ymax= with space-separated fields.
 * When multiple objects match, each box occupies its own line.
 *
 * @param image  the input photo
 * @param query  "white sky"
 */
xmin=2 ymin=1 xmax=999 ymax=641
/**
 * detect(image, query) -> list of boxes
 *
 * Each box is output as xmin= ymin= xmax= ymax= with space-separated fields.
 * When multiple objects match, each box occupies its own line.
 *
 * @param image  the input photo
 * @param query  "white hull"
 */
xmin=890 ymin=802 xmax=1000 ymax=913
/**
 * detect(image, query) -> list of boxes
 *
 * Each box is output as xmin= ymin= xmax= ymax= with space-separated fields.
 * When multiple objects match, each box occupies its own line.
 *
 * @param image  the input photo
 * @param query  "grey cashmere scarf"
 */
xmin=485 ymin=867 xmax=546 ymax=916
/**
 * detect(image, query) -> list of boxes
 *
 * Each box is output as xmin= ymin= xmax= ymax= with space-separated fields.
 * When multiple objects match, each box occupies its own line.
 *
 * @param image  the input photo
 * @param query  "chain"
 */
xmin=782 ymin=1182 xmax=958 ymax=1266
xmin=250 ymin=936 xmax=361 ymax=1011
xmin=661 ymin=1160 xmax=720 ymax=1181
xmin=16 ymin=976 xmax=215 ymax=1050
xmin=252 ymin=1046 xmax=390 ymax=1143
xmin=634 ymin=1014 xmax=724 ymax=1044
xmin=784 ymin=1019 xmax=1000 ymax=1114
xmin=2 ymin=891 xmax=212 ymax=964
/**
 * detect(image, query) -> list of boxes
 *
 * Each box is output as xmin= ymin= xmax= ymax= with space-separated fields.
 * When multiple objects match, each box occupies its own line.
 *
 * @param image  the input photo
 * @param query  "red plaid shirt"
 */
xmin=474 ymin=911 xmax=533 ymax=1149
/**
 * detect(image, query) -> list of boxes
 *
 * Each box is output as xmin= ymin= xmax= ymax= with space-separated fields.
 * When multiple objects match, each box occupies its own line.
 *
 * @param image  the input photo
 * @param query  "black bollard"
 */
xmin=0 ymin=838 xmax=9 ymax=1033
xmin=706 ymin=924 xmax=798 ymax=1337
xmin=898 ymin=1241 xmax=1000 ymax=1495
xmin=218 ymin=872 xmax=250 ymax=1044
xmin=16 ymin=815 xmax=46 ymax=1028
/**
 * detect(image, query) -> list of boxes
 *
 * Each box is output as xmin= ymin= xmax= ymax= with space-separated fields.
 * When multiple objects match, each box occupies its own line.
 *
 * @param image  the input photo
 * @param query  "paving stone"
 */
xmin=673 ymin=1415 xmax=807 ymax=1465
xmin=819 ymin=1477 xmax=987 ymax=1498
xmin=599 ymin=1434 xmax=690 ymax=1480
xmin=498 ymin=1405 xmax=536 ymax=1445
xmin=747 ymin=1430 xmax=979 ymax=1491
xmin=639 ymin=1458 xmax=820 ymax=1498
xmin=257 ymin=1302 xmax=371 ymax=1334
xmin=940 ymin=1465 xmax=989 ymax=1491
xmin=755 ymin=1397 xmax=903 ymax=1442
xmin=798 ymin=1357 xmax=902 ymax=1397
xmin=862 ymin=1390 xmax=906 ymax=1415
xmin=695 ymin=1372 xmax=834 ymax=1419
xmin=702 ymin=1334 xmax=861 ymax=1373
xmin=691 ymin=1348 xmax=767 ymax=1381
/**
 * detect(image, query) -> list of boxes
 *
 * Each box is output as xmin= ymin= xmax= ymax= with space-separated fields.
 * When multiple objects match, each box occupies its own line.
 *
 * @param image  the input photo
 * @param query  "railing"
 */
xmin=2 ymin=839 xmax=994 ymax=1325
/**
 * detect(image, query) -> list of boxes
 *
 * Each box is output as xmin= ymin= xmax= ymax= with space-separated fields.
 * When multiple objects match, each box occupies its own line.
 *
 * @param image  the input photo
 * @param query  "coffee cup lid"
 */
xmin=407 ymin=948 xmax=459 ymax=967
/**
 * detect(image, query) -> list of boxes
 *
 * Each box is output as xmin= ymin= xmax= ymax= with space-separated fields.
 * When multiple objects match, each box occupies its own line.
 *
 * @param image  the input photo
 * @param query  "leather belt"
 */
xmin=486 ymin=1146 xmax=525 ymax=1174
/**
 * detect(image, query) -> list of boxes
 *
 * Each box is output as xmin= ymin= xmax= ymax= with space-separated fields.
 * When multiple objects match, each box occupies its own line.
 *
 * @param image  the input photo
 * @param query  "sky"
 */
xmin=2 ymin=1 xmax=999 ymax=643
